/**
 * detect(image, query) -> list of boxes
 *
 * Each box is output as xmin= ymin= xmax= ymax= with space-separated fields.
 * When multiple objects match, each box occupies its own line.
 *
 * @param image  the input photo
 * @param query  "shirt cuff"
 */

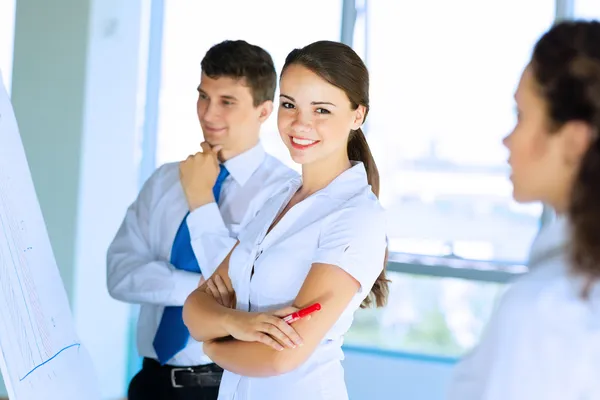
xmin=187 ymin=201 xmax=237 ymax=279
xmin=170 ymin=269 xmax=202 ymax=305
xmin=187 ymin=202 xmax=228 ymax=239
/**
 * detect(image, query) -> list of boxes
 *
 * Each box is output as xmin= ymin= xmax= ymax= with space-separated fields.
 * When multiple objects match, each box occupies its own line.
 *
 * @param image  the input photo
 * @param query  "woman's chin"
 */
xmin=287 ymin=149 xmax=311 ymax=165
xmin=512 ymin=188 xmax=539 ymax=204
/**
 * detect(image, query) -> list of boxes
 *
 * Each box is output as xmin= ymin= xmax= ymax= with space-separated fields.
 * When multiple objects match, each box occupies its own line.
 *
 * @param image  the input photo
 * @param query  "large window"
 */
xmin=155 ymin=0 xmax=342 ymax=169
xmin=360 ymin=0 xmax=553 ymax=264
xmin=346 ymin=271 xmax=505 ymax=357
xmin=344 ymin=0 xmax=556 ymax=357
xmin=0 ymin=0 xmax=16 ymax=93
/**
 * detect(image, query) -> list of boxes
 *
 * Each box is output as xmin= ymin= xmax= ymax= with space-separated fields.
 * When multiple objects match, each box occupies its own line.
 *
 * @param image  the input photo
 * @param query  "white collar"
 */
xmin=528 ymin=216 xmax=569 ymax=267
xmin=286 ymin=161 xmax=373 ymax=201
xmin=222 ymin=142 xmax=266 ymax=186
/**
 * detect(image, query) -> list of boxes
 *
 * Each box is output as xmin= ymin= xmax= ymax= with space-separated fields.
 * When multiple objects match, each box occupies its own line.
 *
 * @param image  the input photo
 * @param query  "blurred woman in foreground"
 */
xmin=449 ymin=20 xmax=600 ymax=400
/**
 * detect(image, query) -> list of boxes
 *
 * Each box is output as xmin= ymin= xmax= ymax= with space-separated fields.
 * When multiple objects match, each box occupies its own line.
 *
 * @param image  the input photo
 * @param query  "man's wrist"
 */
xmin=187 ymin=193 xmax=216 ymax=211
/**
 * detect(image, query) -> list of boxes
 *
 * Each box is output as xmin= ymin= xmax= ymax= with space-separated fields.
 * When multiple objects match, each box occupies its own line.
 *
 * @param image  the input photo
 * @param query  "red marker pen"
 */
xmin=283 ymin=303 xmax=321 ymax=324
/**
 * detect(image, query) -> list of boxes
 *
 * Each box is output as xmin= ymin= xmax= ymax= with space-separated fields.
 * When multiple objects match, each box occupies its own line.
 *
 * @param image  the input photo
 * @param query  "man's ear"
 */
xmin=257 ymin=100 xmax=274 ymax=123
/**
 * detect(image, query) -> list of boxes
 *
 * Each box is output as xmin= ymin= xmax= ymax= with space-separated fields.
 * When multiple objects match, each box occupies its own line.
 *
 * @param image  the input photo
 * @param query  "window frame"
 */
xmin=556 ymin=0 xmax=576 ymax=21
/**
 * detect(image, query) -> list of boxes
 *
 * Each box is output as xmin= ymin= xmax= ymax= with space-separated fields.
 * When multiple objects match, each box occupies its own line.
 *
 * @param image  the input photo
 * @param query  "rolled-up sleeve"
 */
xmin=312 ymin=204 xmax=387 ymax=292
xmin=187 ymin=202 xmax=238 ymax=279
xmin=107 ymin=165 xmax=201 ymax=306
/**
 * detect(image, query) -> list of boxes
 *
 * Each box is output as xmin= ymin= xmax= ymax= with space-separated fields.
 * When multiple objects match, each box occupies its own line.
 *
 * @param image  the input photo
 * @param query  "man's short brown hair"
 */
xmin=201 ymin=40 xmax=277 ymax=106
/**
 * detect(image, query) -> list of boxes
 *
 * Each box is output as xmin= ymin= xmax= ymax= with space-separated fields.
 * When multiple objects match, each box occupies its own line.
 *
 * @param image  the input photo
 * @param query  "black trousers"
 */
xmin=128 ymin=358 xmax=222 ymax=400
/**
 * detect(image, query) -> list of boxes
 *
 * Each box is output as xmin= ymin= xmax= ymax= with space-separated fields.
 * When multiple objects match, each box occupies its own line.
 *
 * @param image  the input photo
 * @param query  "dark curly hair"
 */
xmin=201 ymin=40 xmax=277 ymax=106
xmin=531 ymin=20 xmax=600 ymax=286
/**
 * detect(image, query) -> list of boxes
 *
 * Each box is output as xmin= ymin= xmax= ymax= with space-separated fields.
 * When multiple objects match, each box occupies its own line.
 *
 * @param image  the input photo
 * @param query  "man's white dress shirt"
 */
xmin=107 ymin=143 xmax=297 ymax=366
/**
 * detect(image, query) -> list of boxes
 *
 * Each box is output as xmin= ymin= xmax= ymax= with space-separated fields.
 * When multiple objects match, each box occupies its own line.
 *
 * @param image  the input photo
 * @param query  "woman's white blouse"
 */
xmin=217 ymin=162 xmax=387 ymax=400
xmin=448 ymin=217 xmax=600 ymax=400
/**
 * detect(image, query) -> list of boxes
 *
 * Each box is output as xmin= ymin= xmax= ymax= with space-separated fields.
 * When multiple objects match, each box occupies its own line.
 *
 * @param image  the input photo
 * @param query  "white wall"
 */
xmin=1 ymin=0 xmax=148 ymax=398
xmin=0 ymin=0 xmax=15 ymax=94
xmin=72 ymin=0 xmax=147 ymax=397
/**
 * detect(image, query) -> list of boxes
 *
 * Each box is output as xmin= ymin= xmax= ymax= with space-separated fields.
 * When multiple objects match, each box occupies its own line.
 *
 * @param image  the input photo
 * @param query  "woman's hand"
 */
xmin=223 ymin=307 xmax=306 ymax=351
xmin=204 ymin=274 xmax=236 ymax=309
xmin=202 ymin=275 xmax=307 ymax=351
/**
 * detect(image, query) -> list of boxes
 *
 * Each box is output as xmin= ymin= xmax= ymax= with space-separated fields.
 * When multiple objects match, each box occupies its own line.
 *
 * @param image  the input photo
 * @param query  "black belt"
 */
xmin=143 ymin=357 xmax=223 ymax=388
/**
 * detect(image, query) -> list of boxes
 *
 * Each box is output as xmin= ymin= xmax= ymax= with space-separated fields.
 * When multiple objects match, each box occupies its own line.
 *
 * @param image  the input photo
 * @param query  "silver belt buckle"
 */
xmin=170 ymin=367 xmax=194 ymax=388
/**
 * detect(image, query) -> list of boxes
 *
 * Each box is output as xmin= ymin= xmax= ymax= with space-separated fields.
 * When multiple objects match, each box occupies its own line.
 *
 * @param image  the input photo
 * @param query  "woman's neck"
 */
xmin=547 ymin=186 xmax=572 ymax=216
xmin=297 ymin=151 xmax=352 ymax=199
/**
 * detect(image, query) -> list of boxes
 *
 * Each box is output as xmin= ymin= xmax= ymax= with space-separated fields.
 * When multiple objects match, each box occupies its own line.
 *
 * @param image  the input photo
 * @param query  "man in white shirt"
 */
xmin=106 ymin=40 xmax=297 ymax=400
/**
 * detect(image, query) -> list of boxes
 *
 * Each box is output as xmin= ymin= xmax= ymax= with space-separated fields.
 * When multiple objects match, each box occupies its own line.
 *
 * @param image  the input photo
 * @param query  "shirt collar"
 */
xmin=528 ymin=216 xmax=569 ymax=267
xmin=286 ymin=161 xmax=373 ymax=201
xmin=222 ymin=142 xmax=266 ymax=186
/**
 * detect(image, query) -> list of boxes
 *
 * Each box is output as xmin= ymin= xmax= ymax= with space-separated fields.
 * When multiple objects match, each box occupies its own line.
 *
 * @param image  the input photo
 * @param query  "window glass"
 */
xmin=359 ymin=0 xmax=554 ymax=264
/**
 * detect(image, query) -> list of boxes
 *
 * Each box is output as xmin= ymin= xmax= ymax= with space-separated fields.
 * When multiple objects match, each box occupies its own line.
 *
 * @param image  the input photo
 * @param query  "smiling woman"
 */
xmin=277 ymin=43 xmax=382 ymax=208
xmin=277 ymin=63 xmax=363 ymax=166
xmin=182 ymin=41 xmax=388 ymax=400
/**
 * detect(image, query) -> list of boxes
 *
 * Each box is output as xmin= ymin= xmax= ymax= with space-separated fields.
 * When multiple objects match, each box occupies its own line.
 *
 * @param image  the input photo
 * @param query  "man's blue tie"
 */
xmin=153 ymin=165 xmax=230 ymax=365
